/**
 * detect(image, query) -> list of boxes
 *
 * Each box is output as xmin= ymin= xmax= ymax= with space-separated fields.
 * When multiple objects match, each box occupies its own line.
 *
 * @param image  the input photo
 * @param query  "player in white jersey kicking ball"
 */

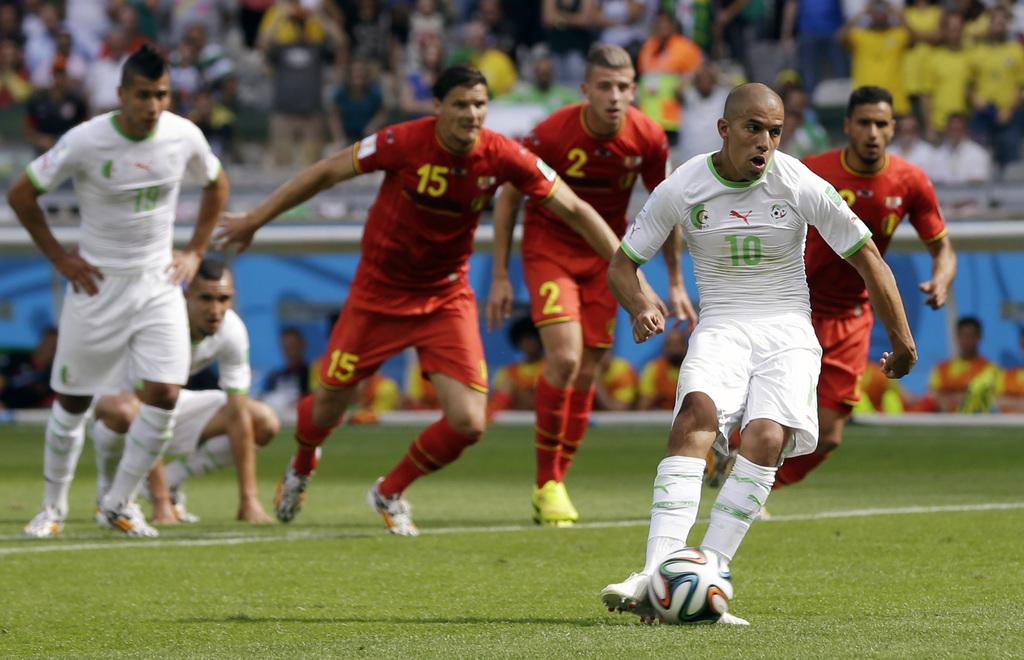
xmin=10 ymin=44 xmax=229 ymax=538
xmin=600 ymin=83 xmax=918 ymax=624
xmin=89 ymin=258 xmax=277 ymax=526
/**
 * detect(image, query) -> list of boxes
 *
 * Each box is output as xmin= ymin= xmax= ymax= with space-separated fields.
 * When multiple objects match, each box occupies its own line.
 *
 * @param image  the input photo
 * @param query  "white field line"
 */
xmin=1 ymin=501 xmax=1022 ymax=557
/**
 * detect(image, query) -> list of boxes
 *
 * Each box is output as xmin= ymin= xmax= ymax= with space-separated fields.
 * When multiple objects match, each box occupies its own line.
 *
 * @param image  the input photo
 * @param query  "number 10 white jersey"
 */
xmin=26 ymin=111 xmax=222 ymax=272
xmin=621 ymin=151 xmax=872 ymax=320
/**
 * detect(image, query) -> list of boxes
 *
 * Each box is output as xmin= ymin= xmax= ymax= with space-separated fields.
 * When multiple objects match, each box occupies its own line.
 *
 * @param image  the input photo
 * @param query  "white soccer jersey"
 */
xmin=25 ymin=110 xmax=222 ymax=271
xmin=622 ymin=151 xmax=872 ymax=319
xmin=190 ymin=308 xmax=251 ymax=394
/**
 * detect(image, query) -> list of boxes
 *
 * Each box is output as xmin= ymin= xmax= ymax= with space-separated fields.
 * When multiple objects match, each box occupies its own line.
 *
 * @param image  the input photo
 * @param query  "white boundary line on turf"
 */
xmin=2 ymin=501 xmax=1022 ymax=556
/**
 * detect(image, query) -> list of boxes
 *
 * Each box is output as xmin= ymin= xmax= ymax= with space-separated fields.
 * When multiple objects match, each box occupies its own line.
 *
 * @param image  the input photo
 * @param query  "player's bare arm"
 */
xmin=223 ymin=392 xmax=271 ymax=524
xmin=216 ymin=146 xmax=359 ymax=253
xmin=171 ymin=169 xmax=230 ymax=286
xmin=541 ymin=181 xmax=620 ymax=260
xmin=486 ymin=185 xmax=525 ymax=331
xmin=846 ymin=240 xmax=917 ymax=378
xmin=919 ymin=235 xmax=957 ymax=309
xmin=661 ymin=226 xmax=697 ymax=328
xmin=608 ymin=248 xmax=665 ymax=343
xmin=7 ymin=175 xmax=104 ymax=295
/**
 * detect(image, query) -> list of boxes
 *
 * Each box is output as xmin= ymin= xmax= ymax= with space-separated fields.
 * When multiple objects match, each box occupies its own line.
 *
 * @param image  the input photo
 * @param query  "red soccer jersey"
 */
xmin=803 ymin=149 xmax=947 ymax=316
xmin=521 ymin=103 xmax=669 ymax=256
xmin=350 ymin=117 xmax=558 ymax=315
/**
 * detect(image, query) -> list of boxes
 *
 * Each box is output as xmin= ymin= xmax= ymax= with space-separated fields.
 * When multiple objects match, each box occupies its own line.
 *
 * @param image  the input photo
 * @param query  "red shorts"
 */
xmin=523 ymin=252 xmax=616 ymax=348
xmin=813 ymin=307 xmax=873 ymax=412
xmin=319 ymin=288 xmax=488 ymax=393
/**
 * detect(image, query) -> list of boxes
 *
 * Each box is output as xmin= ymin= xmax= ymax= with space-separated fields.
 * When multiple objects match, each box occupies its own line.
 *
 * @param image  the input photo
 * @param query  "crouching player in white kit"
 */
xmin=601 ymin=84 xmax=918 ymax=623
xmin=10 ymin=45 xmax=228 ymax=537
xmin=90 ymin=258 xmax=277 ymax=525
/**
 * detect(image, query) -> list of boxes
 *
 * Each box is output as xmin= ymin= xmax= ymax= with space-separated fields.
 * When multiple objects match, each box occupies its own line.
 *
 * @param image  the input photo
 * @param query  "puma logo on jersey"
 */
xmin=133 ymin=162 xmax=152 ymax=173
xmin=730 ymin=209 xmax=752 ymax=224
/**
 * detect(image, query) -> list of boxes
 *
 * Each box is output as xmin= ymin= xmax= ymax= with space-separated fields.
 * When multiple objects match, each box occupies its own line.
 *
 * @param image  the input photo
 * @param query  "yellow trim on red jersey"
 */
xmin=351 ymin=142 xmax=363 ymax=174
xmin=924 ymin=228 xmax=949 ymax=243
xmin=469 ymin=382 xmax=489 ymax=394
xmin=840 ymin=148 xmax=889 ymax=177
xmin=539 ymin=177 xmax=561 ymax=204
xmin=535 ymin=316 xmax=574 ymax=328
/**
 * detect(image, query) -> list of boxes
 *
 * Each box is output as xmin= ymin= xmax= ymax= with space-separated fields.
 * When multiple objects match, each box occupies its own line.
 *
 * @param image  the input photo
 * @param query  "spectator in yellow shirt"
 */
xmin=903 ymin=0 xmax=943 ymax=117
xmin=926 ymin=316 xmax=1001 ymax=413
xmin=995 ymin=329 xmax=1024 ymax=413
xmin=968 ymin=6 xmax=1024 ymax=172
xmin=594 ymin=352 xmax=638 ymax=411
xmin=840 ymin=0 xmax=911 ymax=116
xmin=921 ymin=11 xmax=972 ymax=135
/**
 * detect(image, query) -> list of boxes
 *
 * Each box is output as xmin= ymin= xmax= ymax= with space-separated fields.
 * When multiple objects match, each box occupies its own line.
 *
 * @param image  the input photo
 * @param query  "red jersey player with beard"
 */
xmin=775 ymin=86 xmax=957 ymax=489
xmin=219 ymin=66 xmax=631 ymax=535
xmin=487 ymin=44 xmax=696 ymax=527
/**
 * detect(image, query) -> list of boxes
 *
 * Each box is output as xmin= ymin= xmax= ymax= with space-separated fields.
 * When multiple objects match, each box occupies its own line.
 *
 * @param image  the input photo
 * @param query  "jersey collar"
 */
xmin=841 ymin=148 xmax=889 ymax=177
xmin=580 ymin=104 xmax=626 ymax=140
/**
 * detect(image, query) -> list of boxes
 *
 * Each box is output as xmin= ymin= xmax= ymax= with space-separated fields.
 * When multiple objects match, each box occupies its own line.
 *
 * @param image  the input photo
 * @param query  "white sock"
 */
xmin=701 ymin=454 xmax=776 ymax=562
xmin=643 ymin=455 xmax=705 ymax=575
xmin=100 ymin=404 xmax=175 ymax=510
xmin=42 ymin=401 xmax=88 ymax=517
xmin=164 ymin=435 xmax=234 ymax=489
xmin=91 ymin=419 xmax=125 ymax=502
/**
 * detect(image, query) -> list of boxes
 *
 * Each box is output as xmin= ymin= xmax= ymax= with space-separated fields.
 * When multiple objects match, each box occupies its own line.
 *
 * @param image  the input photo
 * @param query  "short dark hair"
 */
xmin=957 ymin=316 xmax=982 ymax=334
xmin=432 ymin=65 xmax=487 ymax=101
xmin=120 ymin=43 xmax=167 ymax=88
xmin=508 ymin=316 xmax=539 ymax=347
xmin=195 ymin=256 xmax=228 ymax=282
xmin=846 ymin=86 xmax=893 ymax=117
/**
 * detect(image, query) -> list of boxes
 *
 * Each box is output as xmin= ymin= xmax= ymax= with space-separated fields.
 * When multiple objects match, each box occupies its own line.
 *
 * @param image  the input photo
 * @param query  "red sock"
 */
xmin=379 ymin=417 xmax=481 ymax=497
xmin=534 ymin=377 xmax=569 ymax=488
xmin=774 ymin=451 xmax=831 ymax=489
xmin=292 ymin=394 xmax=340 ymax=475
xmin=558 ymin=385 xmax=594 ymax=478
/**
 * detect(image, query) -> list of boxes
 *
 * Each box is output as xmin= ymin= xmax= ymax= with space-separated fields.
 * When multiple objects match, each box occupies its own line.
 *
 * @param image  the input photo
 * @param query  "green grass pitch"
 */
xmin=1 ymin=422 xmax=1022 ymax=658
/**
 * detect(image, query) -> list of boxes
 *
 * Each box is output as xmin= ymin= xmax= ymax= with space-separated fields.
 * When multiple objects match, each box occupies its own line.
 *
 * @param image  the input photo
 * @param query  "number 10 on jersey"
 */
xmin=725 ymin=235 xmax=762 ymax=266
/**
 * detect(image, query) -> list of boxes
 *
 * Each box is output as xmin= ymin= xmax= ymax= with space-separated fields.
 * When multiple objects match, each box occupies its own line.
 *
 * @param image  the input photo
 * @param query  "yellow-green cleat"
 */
xmin=532 ymin=480 xmax=579 ymax=526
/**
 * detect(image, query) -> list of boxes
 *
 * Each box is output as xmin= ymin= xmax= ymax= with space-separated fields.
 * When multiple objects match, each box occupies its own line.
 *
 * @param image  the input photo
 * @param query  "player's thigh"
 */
xmin=673 ymin=319 xmax=754 ymax=448
xmin=578 ymin=262 xmax=617 ymax=349
xmin=745 ymin=317 xmax=823 ymax=459
xmin=319 ymin=302 xmax=406 ymax=390
xmin=415 ymin=290 xmax=489 ymax=395
xmin=51 ymin=278 xmax=135 ymax=395
xmin=813 ymin=312 xmax=873 ymax=411
xmin=524 ymin=255 xmax=582 ymax=330
xmin=165 ymin=389 xmax=227 ymax=457
xmin=129 ymin=274 xmax=190 ymax=388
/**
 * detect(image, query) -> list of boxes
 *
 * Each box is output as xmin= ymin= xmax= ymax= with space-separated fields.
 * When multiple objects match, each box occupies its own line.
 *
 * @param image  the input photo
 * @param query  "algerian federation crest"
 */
xmin=690 ymin=204 xmax=709 ymax=229
xmin=770 ymin=203 xmax=787 ymax=221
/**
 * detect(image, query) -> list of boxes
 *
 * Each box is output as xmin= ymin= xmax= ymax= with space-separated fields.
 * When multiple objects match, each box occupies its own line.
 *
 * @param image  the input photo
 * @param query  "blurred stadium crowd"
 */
xmin=2 ymin=0 xmax=1024 ymax=185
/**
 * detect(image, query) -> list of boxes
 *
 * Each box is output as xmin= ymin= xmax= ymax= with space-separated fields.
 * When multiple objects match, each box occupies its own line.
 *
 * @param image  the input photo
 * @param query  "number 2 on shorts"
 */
xmin=539 ymin=281 xmax=564 ymax=315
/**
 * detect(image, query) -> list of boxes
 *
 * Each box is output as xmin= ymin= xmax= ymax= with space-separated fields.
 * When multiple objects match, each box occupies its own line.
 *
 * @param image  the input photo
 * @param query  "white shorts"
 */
xmin=165 ymin=389 xmax=227 ymax=457
xmin=51 ymin=267 xmax=189 ymax=396
xmin=673 ymin=313 xmax=822 ymax=460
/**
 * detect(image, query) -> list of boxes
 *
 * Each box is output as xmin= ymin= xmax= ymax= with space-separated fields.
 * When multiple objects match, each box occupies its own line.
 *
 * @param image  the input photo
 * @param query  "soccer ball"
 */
xmin=647 ymin=547 xmax=734 ymax=624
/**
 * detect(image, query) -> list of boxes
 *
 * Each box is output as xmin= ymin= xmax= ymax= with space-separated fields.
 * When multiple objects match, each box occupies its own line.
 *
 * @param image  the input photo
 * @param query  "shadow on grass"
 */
xmin=178 ymin=613 xmax=611 ymax=627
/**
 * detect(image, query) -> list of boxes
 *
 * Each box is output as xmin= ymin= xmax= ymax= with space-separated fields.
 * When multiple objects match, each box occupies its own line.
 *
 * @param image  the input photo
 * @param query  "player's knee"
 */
xmin=311 ymin=388 xmax=349 ymax=428
xmin=667 ymin=392 xmax=718 ymax=453
xmin=251 ymin=402 xmax=280 ymax=446
xmin=447 ymin=409 xmax=486 ymax=439
xmin=545 ymin=350 xmax=581 ymax=387
xmin=141 ymin=384 xmax=179 ymax=410
xmin=740 ymin=420 xmax=786 ymax=465
xmin=816 ymin=428 xmax=842 ymax=454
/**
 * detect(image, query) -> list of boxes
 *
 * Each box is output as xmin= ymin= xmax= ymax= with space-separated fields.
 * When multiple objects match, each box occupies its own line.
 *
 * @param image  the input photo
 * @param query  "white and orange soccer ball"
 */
xmin=647 ymin=547 xmax=734 ymax=624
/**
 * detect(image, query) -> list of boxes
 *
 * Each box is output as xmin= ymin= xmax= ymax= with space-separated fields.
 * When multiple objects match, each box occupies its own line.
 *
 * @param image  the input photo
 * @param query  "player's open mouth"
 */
xmin=750 ymin=155 xmax=767 ymax=169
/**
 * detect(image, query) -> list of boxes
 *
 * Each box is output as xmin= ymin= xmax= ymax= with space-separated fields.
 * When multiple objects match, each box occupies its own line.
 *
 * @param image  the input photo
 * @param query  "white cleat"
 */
xmin=23 ymin=506 xmax=64 ymax=538
xmin=717 ymin=611 xmax=750 ymax=625
xmin=171 ymin=489 xmax=200 ymax=524
xmin=600 ymin=572 xmax=657 ymax=621
xmin=367 ymin=478 xmax=420 ymax=536
xmin=97 ymin=501 xmax=159 ymax=537
xmin=274 ymin=465 xmax=312 ymax=523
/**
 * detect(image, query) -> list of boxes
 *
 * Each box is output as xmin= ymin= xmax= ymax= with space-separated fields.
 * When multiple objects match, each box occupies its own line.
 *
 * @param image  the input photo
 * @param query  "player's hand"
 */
xmin=167 ymin=249 xmax=201 ymax=286
xmin=56 ymin=247 xmax=103 ymax=295
xmin=880 ymin=345 xmax=917 ymax=379
xmin=631 ymin=302 xmax=665 ymax=344
xmin=637 ymin=270 xmax=669 ymax=318
xmin=918 ymin=278 xmax=949 ymax=309
xmin=667 ymin=281 xmax=698 ymax=329
xmin=214 ymin=211 xmax=258 ymax=254
xmin=486 ymin=274 xmax=514 ymax=332
xmin=237 ymin=497 xmax=273 ymax=524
